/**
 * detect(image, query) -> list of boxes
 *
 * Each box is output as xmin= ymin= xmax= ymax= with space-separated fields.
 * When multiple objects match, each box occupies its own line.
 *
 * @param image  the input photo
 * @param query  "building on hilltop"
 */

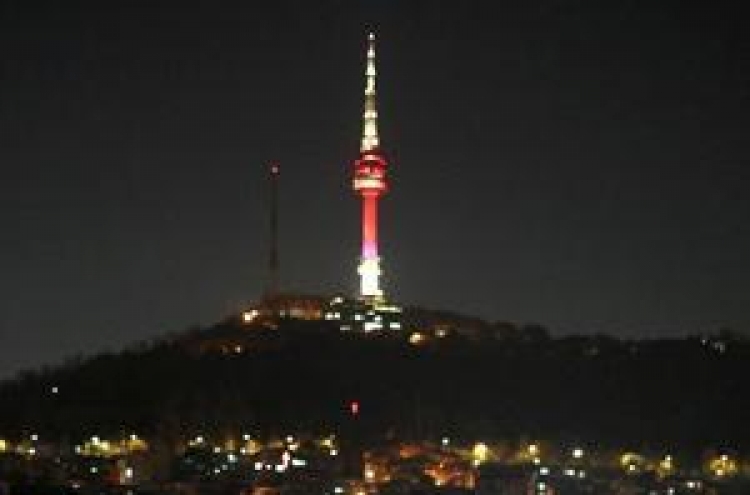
xmin=241 ymin=293 xmax=327 ymax=326
xmin=325 ymin=296 xmax=402 ymax=333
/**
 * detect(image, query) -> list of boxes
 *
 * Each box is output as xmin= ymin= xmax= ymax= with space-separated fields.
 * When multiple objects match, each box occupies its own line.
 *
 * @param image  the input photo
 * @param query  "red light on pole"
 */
xmin=349 ymin=400 xmax=360 ymax=416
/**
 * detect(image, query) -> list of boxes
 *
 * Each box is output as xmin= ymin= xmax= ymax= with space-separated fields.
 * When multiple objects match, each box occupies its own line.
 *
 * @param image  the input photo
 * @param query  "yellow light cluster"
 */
xmin=188 ymin=435 xmax=205 ymax=447
xmin=657 ymin=454 xmax=675 ymax=477
xmin=472 ymin=442 xmax=490 ymax=465
xmin=620 ymin=452 xmax=645 ymax=474
xmin=320 ymin=435 xmax=336 ymax=449
xmin=77 ymin=435 xmax=149 ymax=457
xmin=243 ymin=438 xmax=262 ymax=455
xmin=363 ymin=461 xmax=390 ymax=484
xmin=708 ymin=454 xmax=738 ymax=478
xmin=515 ymin=442 xmax=541 ymax=464
xmin=242 ymin=310 xmax=259 ymax=323
xmin=126 ymin=435 xmax=148 ymax=452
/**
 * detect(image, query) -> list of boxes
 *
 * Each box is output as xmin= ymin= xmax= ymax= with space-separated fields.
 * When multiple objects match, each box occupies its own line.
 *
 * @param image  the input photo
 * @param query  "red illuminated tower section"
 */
xmin=353 ymin=33 xmax=389 ymax=301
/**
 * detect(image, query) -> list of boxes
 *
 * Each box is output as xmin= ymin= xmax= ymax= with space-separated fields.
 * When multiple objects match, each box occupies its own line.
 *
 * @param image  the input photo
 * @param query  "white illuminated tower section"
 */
xmin=353 ymin=33 xmax=389 ymax=302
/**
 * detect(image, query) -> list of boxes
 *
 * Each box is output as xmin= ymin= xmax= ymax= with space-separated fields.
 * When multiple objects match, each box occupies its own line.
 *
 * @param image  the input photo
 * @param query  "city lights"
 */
xmin=472 ymin=442 xmax=490 ymax=464
xmin=0 ymin=429 xmax=746 ymax=493
xmin=242 ymin=309 xmax=259 ymax=322
xmin=708 ymin=454 xmax=738 ymax=478
xmin=620 ymin=452 xmax=645 ymax=474
xmin=658 ymin=454 xmax=675 ymax=477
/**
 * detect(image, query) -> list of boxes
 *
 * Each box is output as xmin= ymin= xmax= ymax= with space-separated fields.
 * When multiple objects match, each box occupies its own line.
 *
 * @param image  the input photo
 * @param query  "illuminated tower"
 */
xmin=353 ymin=32 xmax=389 ymax=302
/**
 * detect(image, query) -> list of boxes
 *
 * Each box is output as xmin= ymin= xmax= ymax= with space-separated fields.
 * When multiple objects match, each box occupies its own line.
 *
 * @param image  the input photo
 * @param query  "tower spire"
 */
xmin=361 ymin=32 xmax=379 ymax=153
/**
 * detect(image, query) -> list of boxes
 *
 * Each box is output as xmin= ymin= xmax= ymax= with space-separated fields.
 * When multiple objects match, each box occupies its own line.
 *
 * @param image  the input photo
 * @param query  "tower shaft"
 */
xmin=361 ymin=193 xmax=379 ymax=259
xmin=358 ymin=192 xmax=382 ymax=298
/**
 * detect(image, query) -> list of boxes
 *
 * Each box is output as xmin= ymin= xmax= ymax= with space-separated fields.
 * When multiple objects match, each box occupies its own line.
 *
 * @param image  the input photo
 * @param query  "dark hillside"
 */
xmin=1 ymin=319 xmax=746 ymax=456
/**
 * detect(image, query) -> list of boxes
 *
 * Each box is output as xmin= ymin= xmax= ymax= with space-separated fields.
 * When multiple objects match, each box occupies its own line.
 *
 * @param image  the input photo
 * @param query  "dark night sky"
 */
xmin=1 ymin=1 xmax=749 ymax=377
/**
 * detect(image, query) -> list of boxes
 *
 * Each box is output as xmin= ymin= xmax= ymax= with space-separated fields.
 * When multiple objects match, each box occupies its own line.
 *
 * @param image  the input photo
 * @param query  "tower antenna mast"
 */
xmin=268 ymin=162 xmax=280 ymax=299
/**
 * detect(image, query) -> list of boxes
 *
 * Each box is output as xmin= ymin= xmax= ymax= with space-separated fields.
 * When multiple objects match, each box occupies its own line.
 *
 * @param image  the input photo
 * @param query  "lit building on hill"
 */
xmin=241 ymin=294 xmax=326 ymax=325
xmin=324 ymin=296 xmax=402 ymax=333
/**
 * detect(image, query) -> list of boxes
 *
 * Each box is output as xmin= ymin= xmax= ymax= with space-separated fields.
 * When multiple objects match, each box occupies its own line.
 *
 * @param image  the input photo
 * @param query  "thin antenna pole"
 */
xmin=268 ymin=162 xmax=280 ymax=298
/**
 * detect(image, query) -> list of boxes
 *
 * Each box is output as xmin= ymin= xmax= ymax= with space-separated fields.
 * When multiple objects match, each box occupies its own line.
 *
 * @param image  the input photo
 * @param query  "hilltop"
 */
xmin=1 ymin=310 xmax=747 ymax=458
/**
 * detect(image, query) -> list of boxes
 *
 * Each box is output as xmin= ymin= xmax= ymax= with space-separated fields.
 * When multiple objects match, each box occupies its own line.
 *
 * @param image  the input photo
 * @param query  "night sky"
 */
xmin=1 ymin=1 xmax=749 ymax=377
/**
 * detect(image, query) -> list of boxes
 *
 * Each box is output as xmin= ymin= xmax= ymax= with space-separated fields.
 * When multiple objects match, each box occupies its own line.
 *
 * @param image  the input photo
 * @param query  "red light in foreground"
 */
xmin=349 ymin=401 xmax=360 ymax=415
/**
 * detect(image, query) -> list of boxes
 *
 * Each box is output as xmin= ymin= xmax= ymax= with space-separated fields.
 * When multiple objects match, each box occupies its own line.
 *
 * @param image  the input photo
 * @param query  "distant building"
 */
xmin=324 ymin=296 xmax=402 ymax=333
xmin=241 ymin=294 xmax=327 ymax=325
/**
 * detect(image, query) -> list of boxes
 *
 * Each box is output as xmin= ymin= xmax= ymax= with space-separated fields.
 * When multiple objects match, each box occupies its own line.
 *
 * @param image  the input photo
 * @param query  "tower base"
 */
xmin=357 ymin=256 xmax=383 ymax=300
xmin=325 ymin=295 xmax=402 ymax=333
